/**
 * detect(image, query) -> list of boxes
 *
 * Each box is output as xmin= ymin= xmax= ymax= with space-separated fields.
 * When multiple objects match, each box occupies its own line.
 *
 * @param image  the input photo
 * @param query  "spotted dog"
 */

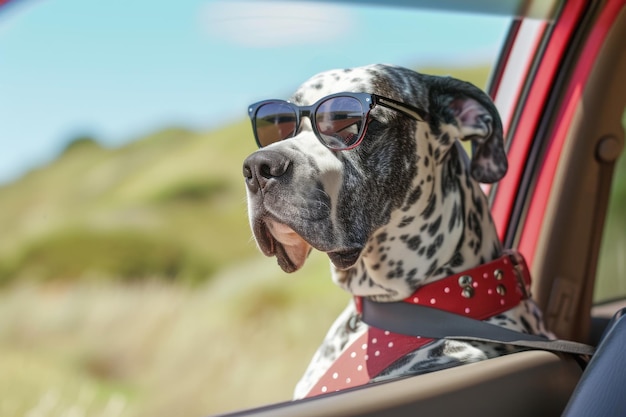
xmin=242 ymin=64 xmax=553 ymax=399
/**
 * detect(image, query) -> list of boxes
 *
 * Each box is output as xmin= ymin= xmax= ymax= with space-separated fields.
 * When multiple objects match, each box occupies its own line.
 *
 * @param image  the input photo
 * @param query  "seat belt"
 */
xmin=361 ymin=298 xmax=595 ymax=356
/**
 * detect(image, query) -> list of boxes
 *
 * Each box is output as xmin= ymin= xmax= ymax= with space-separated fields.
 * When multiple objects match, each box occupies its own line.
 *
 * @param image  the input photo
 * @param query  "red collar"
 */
xmin=304 ymin=250 xmax=531 ymax=398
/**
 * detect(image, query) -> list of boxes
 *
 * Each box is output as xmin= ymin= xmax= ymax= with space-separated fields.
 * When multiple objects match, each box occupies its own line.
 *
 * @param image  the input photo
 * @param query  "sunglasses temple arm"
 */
xmin=375 ymin=96 xmax=429 ymax=123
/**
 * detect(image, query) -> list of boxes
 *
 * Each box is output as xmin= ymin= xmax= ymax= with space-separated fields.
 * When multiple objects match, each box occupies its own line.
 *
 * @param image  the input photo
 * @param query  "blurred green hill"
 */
xmin=0 ymin=121 xmax=259 ymax=284
xmin=0 ymin=65 xmax=492 ymax=286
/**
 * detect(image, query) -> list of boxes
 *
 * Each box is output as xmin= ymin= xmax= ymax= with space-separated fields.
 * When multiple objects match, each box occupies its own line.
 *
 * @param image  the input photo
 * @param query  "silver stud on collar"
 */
xmin=494 ymin=269 xmax=504 ymax=280
xmin=496 ymin=284 xmax=507 ymax=296
xmin=461 ymin=287 xmax=475 ymax=299
xmin=459 ymin=275 xmax=474 ymax=298
xmin=458 ymin=275 xmax=473 ymax=287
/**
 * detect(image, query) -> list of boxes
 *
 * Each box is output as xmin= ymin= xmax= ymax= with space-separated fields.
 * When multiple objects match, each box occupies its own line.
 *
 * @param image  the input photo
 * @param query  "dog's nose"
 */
xmin=243 ymin=150 xmax=292 ymax=193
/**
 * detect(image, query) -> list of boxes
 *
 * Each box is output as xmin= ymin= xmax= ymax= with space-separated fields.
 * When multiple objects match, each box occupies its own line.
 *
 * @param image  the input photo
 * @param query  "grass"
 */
xmin=2 ymin=229 xmax=214 ymax=285
xmin=0 ymin=252 xmax=349 ymax=417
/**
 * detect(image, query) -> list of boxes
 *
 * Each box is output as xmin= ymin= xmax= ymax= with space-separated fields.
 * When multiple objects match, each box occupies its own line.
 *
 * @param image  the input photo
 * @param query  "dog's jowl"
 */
xmin=243 ymin=64 xmax=553 ymax=399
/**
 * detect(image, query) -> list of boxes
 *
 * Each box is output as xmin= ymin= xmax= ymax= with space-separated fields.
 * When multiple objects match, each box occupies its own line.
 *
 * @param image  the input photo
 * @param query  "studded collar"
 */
xmin=304 ymin=250 xmax=532 ymax=398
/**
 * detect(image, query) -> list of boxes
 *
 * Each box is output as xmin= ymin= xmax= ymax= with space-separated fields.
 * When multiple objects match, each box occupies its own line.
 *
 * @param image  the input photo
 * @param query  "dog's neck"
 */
xmin=332 ymin=140 xmax=502 ymax=302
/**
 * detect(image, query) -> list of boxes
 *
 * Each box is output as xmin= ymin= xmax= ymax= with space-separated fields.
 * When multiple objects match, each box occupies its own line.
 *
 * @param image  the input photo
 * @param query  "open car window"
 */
xmin=0 ymin=1 xmax=513 ymax=416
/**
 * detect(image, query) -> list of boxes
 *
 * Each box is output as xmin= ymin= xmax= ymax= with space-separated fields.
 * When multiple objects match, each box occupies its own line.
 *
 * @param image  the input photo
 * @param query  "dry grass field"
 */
xmin=0 ymin=253 xmax=348 ymax=416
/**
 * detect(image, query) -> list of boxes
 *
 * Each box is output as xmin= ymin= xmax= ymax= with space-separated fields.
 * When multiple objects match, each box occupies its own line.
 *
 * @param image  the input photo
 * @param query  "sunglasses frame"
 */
xmin=248 ymin=92 xmax=430 ymax=151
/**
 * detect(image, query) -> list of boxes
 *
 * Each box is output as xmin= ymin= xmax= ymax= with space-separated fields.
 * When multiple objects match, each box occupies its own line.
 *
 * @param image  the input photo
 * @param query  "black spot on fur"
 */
xmin=468 ymin=211 xmax=483 ymax=254
xmin=377 ymin=233 xmax=388 ymax=244
xmin=407 ymin=235 xmax=422 ymax=251
xmin=426 ymin=260 xmax=438 ymax=276
xmin=426 ymin=234 xmax=444 ymax=259
xmin=520 ymin=316 xmax=533 ymax=334
xmin=440 ymin=132 xmax=451 ymax=146
xmin=398 ymin=216 xmax=415 ymax=228
xmin=427 ymin=215 xmax=442 ymax=237
xmin=422 ymin=194 xmax=436 ymax=220
xmin=449 ymin=252 xmax=464 ymax=267
xmin=405 ymin=186 xmax=422 ymax=209
xmin=448 ymin=202 xmax=461 ymax=233
xmin=474 ymin=195 xmax=484 ymax=217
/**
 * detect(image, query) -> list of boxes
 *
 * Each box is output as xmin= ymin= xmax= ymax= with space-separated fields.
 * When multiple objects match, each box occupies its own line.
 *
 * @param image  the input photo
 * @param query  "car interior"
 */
xmin=217 ymin=0 xmax=626 ymax=415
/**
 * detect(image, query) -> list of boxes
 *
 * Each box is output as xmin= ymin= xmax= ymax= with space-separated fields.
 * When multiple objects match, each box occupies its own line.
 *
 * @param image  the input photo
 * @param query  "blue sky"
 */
xmin=0 ymin=0 xmax=509 ymax=184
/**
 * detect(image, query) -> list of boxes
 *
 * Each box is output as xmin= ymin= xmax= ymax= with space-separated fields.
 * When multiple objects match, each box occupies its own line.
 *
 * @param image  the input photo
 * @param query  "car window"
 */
xmin=0 ymin=1 xmax=511 ymax=416
xmin=594 ymin=111 xmax=626 ymax=303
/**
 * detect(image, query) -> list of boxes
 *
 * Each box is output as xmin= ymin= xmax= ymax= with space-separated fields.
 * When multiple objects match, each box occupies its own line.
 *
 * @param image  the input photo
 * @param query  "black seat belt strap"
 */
xmin=361 ymin=298 xmax=595 ymax=356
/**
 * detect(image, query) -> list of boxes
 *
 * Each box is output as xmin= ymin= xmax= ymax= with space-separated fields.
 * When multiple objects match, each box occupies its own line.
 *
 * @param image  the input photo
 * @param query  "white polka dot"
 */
xmin=413 ymin=296 xmax=419 ymax=303
xmin=372 ymin=338 xmax=377 ymax=344
xmin=483 ymin=273 xmax=489 ymax=279
xmin=357 ymin=365 xmax=363 ymax=371
xmin=503 ymin=258 xmax=509 ymax=264
xmin=384 ymin=331 xmax=390 ymax=336
xmin=488 ymin=289 xmax=493 ymax=295
xmin=346 ymin=377 xmax=352 ymax=383
xmin=388 ymin=342 xmax=394 ymax=348
xmin=500 ymin=299 xmax=506 ymax=305
xmin=365 ymin=355 xmax=369 ymax=360
xmin=374 ymin=350 xmax=380 ymax=357
xmin=350 ymin=351 xmax=356 ymax=358
xmin=444 ymin=287 xmax=450 ymax=293
xmin=430 ymin=298 xmax=436 ymax=304
xmin=465 ymin=307 xmax=471 ymax=314
xmin=473 ymin=282 xmax=478 ymax=288
xmin=322 ymin=386 xmax=328 ymax=393
xmin=416 ymin=336 xmax=422 ymax=339
xmin=361 ymin=343 xmax=367 ymax=350
xmin=332 ymin=372 xmax=339 ymax=379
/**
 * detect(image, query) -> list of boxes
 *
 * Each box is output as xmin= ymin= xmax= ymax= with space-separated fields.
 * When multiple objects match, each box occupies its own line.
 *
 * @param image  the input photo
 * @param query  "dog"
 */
xmin=242 ymin=64 xmax=553 ymax=399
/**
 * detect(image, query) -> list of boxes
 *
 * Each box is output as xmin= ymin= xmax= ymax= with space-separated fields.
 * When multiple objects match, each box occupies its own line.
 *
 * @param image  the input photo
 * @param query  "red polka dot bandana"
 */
xmin=304 ymin=251 xmax=531 ymax=397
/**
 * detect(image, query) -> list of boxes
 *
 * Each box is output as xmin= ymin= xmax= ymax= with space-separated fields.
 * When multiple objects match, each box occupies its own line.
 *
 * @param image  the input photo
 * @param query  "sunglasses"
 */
xmin=248 ymin=92 xmax=429 ymax=151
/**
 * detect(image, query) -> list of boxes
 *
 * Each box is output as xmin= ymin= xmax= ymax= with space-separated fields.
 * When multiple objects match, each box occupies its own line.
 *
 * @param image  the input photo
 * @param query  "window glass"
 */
xmin=0 ymin=1 xmax=510 ymax=415
xmin=594 ymin=111 xmax=626 ymax=303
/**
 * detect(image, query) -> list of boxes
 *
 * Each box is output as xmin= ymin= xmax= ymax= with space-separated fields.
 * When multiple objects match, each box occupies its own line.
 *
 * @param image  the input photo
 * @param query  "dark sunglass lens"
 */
xmin=255 ymin=103 xmax=297 ymax=147
xmin=315 ymin=97 xmax=364 ymax=149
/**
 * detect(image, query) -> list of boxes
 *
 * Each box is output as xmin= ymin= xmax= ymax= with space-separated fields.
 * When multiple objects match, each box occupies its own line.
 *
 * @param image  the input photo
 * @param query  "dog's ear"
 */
xmin=430 ymin=77 xmax=507 ymax=183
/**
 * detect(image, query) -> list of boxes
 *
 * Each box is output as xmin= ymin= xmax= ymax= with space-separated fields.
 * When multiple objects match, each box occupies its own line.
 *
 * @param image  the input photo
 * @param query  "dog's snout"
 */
xmin=243 ymin=150 xmax=292 ymax=193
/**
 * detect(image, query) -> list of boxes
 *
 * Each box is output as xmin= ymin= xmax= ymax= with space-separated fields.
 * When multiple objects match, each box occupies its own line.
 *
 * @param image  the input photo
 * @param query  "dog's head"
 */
xmin=243 ymin=64 xmax=506 ymax=288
